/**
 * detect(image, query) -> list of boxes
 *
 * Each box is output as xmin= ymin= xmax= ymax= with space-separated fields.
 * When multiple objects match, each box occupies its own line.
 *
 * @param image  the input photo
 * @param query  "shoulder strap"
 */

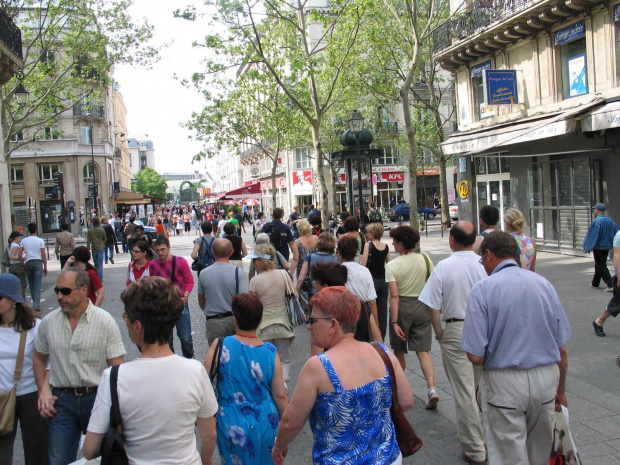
xmin=371 ymin=342 xmax=398 ymax=406
xmin=109 ymin=364 xmax=122 ymax=429
xmin=422 ymin=253 xmax=430 ymax=282
xmin=235 ymin=266 xmax=239 ymax=294
xmin=171 ymin=256 xmax=176 ymax=284
xmin=317 ymin=353 xmax=343 ymax=393
xmin=13 ymin=329 xmax=28 ymax=383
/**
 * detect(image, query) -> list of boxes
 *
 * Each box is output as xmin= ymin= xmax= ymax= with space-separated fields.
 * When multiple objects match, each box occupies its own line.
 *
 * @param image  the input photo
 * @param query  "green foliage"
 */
xmin=134 ymin=167 xmax=168 ymax=200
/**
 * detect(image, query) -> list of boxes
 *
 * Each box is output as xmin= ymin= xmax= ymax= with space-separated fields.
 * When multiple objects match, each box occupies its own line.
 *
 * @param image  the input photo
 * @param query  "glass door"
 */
xmin=476 ymin=177 xmax=512 ymax=230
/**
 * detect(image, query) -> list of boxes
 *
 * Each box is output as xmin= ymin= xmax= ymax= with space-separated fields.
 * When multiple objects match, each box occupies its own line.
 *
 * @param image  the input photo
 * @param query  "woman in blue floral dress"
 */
xmin=204 ymin=293 xmax=288 ymax=464
xmin=272 ymin=287 xmax=414 ymax=465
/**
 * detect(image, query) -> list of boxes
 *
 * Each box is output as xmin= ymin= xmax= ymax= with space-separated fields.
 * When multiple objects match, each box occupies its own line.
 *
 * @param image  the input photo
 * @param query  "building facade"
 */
xmin=436 ymin=0 xmax=620 ymax=255
xmin=128 ymin=137 xmax=155 ymax=174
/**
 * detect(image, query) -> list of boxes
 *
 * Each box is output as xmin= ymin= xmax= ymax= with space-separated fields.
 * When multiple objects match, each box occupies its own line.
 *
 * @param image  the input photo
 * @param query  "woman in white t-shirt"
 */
xmin=0 ymin=274 xmax=48 ymax=464
xmin=83 ymin=277 xmax=218 ymax=465
xmin=7 ymin=231 xmax=27 ymax=300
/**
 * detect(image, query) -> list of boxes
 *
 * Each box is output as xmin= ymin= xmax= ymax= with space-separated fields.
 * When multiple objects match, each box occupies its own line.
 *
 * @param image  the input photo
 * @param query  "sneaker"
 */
xmin=426 ymin=387 xmax=439 ymax=409
xmin=593 ymin=320 xmax=606 ymax=337
xmin=605 ymin=287 xmax=613 ymax=292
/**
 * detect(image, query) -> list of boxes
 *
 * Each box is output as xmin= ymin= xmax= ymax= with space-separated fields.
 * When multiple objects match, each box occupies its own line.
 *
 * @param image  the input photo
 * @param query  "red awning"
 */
xmin=224 ymin=183 xmax=261 ymax=199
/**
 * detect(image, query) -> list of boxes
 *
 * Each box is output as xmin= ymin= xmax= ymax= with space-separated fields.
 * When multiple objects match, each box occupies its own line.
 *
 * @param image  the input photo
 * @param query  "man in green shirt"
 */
xmin=87 ymin=217 xmax=107 ymax=280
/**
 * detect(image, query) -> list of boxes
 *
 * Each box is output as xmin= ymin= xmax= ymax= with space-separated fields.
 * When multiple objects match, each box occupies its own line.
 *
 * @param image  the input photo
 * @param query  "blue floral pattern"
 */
xmin=309 ymin=343 xmax=400 ymax=465
xmin=217 ymin=336 xmax=279 ymax=464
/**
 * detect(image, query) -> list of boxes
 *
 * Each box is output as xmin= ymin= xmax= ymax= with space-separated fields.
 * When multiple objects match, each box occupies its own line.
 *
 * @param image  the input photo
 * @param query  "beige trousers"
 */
xmin=440 ymin=321 xmax=486 ymax=461
xmin=481 ymin=363 xmax=559 ymax=465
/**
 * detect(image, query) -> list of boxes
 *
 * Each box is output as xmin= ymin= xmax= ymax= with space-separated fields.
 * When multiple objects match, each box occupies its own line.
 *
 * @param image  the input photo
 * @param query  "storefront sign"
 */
xmin=581 ymin=101 xmax=620 ymax=131
xmin=615 ymin=4 xmax=620 ymax=22
xmin=459 ymin=181 xmax=469 ymax=199
xmin=484 ymin=70 xmax=518 ymax=105
xmin=381 ymin=172 xmax=404 ymax=182
xmin=417 ymin=168 xmax=440 ymax=176
xmin=260 ymin=178 xmax=286 ymax=190
xmin=260 ymin=180 xmax=272 ymax=190
xmin=292 ymin=170 xmax=312 ymax=194
xmin=471 ymin=60 xmax=491 ymax=78
xmin=554 ymin=21 xmax=585 ymax=46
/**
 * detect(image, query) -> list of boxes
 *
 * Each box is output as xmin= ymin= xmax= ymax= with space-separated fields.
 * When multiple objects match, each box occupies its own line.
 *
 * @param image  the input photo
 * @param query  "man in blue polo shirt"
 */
xmin=462 ymin=231 xmax=571 ymax=465
xmin=582 ymin=203 xmax=618 ymax=291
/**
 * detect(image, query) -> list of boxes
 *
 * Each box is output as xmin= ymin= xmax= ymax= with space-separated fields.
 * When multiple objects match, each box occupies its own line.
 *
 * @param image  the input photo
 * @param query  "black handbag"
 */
xmin=209 ymin=337 xmax=224 ymax=399
xmin=100 ymin=365 xmax=128 ymax=465
xmin=300 ymin=255 xmax=314 ymax=294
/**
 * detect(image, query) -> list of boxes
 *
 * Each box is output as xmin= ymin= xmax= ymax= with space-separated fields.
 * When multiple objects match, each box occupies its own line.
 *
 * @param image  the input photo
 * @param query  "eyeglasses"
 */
xmin=54 ymin=286 xmax=82 ymax=296
xmin=131 ymin=249 xmax=143 ymax=254
xmin=308 ymin=315 xmax=338 ymax=325
xmin=479 ymin=252 xmax=487 ymax=264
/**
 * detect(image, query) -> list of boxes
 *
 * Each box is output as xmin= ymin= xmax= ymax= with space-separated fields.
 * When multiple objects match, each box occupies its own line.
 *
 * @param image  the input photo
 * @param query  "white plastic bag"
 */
xmin=550 ymin=405 xmax=581 ymax=465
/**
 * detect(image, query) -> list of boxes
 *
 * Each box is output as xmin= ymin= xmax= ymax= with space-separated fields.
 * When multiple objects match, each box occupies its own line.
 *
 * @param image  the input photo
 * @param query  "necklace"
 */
xmin=331 ymin=336 xmax=353 ymax=349
xmin=236 ymin=332 xmax=258 ymax=339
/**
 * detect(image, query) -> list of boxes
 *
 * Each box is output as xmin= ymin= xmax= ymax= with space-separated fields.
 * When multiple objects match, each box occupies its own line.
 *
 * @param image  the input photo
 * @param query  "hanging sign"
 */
xmin=471 ymin=60 xmax=491 ymax=78
xmin=484 ymin=70 xmax=518 ymax=105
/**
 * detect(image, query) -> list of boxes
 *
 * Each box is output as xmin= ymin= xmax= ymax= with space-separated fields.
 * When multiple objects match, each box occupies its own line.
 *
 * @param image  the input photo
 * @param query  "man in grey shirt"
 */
xmin=197 ymin=239 xmax=249 ymax=345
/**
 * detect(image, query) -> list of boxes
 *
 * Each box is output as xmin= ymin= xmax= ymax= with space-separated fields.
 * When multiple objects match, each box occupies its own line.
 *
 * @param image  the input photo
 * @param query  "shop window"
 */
xmin=295 ymin=148 xmax=312 ymax=169
xmin=475 ymin=157 xmax=487 ymax=175
xmin=10 ymin=166 xmax=24 ymax=184
xmin=475 ymin=154 xmax=510 ymax=175
xmin=38 ymin=164 xmax=59 ymax=182
xmin=560 ymin=38 xmax=587 ymax=98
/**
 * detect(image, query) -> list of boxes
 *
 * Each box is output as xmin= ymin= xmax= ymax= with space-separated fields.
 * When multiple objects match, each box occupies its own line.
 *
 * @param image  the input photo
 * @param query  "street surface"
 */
xmin=12 ymin=219 xmax=620 ymax=464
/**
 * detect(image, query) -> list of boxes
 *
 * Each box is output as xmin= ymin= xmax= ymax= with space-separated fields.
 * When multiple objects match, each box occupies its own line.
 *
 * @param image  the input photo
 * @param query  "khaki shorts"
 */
xmin=390 ymin=296 xmax=431 ymax=353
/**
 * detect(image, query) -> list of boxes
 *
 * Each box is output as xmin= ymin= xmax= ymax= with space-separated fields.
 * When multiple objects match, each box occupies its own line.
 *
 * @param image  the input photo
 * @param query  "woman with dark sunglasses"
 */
xmin=63 ymin=246 xmax=104 ymax=306
xmin=126 ymin=241 xmax=152 ymax=287
xmin=272 ymin=286 xmax=413 ymax=465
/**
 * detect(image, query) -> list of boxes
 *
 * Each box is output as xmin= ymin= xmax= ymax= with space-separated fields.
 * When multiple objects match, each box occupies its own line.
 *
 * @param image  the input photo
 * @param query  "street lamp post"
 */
xmin=85 ymin=112 xmax=96 ymax=221
xmin=348 ymin=110 xmax=366 ymax=228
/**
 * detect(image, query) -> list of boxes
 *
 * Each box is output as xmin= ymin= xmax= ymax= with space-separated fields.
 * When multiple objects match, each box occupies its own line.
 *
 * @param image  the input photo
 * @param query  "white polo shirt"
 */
xmin=20 ymin=235 xmax=45 ymax=262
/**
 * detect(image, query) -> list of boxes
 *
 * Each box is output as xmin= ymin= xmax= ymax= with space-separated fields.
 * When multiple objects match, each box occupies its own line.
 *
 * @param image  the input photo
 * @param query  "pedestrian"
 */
xmin=86 ymin=217 xmax=106 ymax=280
xmin=343 ymin=216 xmax=365 ymax=260
xmin=309 ymin=214 xmax=323 ymax=237
xmin=120 ymin=217 xmax=128 ymax=253
xmin=7 ymin=230 xmax=27 ymax=300
xmin=249 ymin=234 xmax=291 ymax=279
xmin=18 ymin=223 xmax=47 ymax=312
xmin=504 ymin=208 xmax=537 ymax=271
xmin=234 ymin=209 xmax=246 ymax=234
xmin=462 ymin=230 xmax=570 ymax=465
xmin=582 ymin=203 xmax=619 ymax=291
xmin=100 ymin=216 xmax=117 ymax=265
xmin=433 ymin=193 xmax=441 ymax=210
xmin=155 ymin=218 xmax=165 ymax=238
xmin=133 ymin=225 xmax=153 ymax=255
xmin=191 ymin=221 xmax=216 ymax=276
xmin=112 ymin=214 xmax=122 ymax=253
xmin=592 ymin=229 xmax=620 ymax=337
xmin=473 ymin=205 xmax=500 ymax=254
xmin=290 ymin=219 xmax=318 ymax=280
xmin=83 ymin=277 xmax=217 ymax=464
xmin=295 ymin=232 xmax=339 ymax=311
xmin=197 ymin=239 xmax=249 ymax=345
xmin=34 ymin=269 xmax=125 ymax=465
xmin=306 ymin=204 xmax=320 ymax=221
xmin=0 ymin=274 xmax=49 ymax=465
xmin=387 ymin=225 xmax=439 ymax=409
xmin=261 ymin=207 xmax=299 ymax=270
xmin=419 ymin=221 xmax=487 ymax=464
xmin=204 ymin=292 xmax=288 ymax=463
xmin=335 ymin=211 xmax=349 ymax=238
xmin=149 ymin=237 xmax=194 ymax=359
xmin=367 ymin=201 xmax=383 ymax=224
xmin=54 ymin=223 xmax=76 ymax=270
xmin=288 ymin=205 xmax=301 ymax=239
xmin=126 ymin=240 xmax=152 ymax=286
xmin=162 ymin=213 xmax=169 ymax=234
xmin=64 ymin=247 xmax=105 ymax=307
xmin=223 ymin=222 xmax=247 ymax=268
xmin=254 ymin=211 xmax=266 ymax=241
xmin=184 ymin=209 xmax=191 ymax=235
xmin=176 ymin=213 xmax=184 ymax=236
xmin=123 ymin=216 xmax=138 ymax=255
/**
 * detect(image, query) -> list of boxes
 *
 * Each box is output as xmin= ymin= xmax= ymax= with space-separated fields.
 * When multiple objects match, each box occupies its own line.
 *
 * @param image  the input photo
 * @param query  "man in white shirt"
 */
xmin=18 ymin=223 xmax=47 ymax=311
xmin=419 ymin=221 xmax=488 ymax=464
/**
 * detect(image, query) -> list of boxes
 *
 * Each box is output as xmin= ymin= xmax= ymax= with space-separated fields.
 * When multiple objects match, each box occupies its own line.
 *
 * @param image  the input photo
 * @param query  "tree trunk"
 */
xmin=438 ymin=154 xmax=451 ymax=230
xmin=401 ymin=89 xmax=419 ymax=232
xmin=271 ymin=156 xmax=277 ymax=210
xmin=311 ymin=123 xmax=329 ymax=229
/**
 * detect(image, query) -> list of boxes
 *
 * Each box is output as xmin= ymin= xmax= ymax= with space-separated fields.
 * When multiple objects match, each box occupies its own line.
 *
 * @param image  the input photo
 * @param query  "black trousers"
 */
xmin=592 ymin=249 xmax=612 ymax=288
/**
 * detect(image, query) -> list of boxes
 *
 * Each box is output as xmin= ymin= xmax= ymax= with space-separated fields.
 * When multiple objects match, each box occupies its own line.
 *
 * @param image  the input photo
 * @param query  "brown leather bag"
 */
xmin=0 ymin=330 xmax=27 ymax=435
xmin=371 ymin=342 xmax=423 ymax=457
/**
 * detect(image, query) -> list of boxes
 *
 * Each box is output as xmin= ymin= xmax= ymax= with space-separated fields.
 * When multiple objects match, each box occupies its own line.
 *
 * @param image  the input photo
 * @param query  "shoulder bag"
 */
xmin=209 ymin=337 xmax=224 ymax=399
xmin=100 ymin=365 xmax=128 ymax=465
xmin=1 ymin=246 xmax=10 ymax=268
xmin=0 ymin=330 xmax=27 ymax=435
xmin=371 ymin=342 xmax=423 ymax=457
xmin=280 ymin=270 xmax=307 ymax=326
xmin=300 ymin=255 xmax=314 ymax=294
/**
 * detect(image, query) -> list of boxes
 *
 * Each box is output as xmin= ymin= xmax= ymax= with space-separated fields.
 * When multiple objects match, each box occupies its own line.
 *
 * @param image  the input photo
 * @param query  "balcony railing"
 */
xmin=433 ymin=0 xmax=535 ymax=54
xmin=0 ymin=8 xmax=23 ymax=60
xmin=73 ymin=104 xmax=105 ymax=118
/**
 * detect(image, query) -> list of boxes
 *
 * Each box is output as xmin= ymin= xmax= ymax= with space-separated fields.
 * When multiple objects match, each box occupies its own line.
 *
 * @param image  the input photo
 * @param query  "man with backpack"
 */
xmin=261 ymin=207 xmax=299 ymax=268
xmin=367 ymin=201 xmax=383 ymax=224
xmin=191 ymin=222 xmax=216 ymax=276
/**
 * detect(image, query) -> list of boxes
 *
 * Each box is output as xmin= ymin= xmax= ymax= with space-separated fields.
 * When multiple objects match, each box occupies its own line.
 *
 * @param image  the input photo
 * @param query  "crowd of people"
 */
xmin=6 ymin=198 xmax=616 ymax=465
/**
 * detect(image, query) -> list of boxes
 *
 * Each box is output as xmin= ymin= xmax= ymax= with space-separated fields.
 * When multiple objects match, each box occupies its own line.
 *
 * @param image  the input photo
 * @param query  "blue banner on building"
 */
xmin=554 ymin=21 xmax=585 ymax=45
xmin=471 ymin=60 xmax=491 ymax=78
xmin=614 ymin=4 xmax=620 ymax=22
xmin=483 ymin=70 xmax=518 ymax=105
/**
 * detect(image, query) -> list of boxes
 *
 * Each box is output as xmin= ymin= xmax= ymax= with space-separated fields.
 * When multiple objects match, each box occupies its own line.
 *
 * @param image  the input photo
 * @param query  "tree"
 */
xmin=134 ymin=167 xmax=167 ymax=200
xmin=177 ymin=0 xmax=366 ymax=226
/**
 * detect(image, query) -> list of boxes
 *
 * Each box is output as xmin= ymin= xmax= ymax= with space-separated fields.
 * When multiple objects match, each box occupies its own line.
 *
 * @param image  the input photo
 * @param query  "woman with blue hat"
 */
xmin=0 ymin=274 xmax=48 ymax=464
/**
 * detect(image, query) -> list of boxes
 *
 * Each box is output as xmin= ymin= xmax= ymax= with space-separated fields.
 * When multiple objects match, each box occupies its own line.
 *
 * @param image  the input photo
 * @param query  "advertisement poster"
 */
xmin=292 ymin=170 xmax=312 ymax=194
xmin=568 ymin=53 xmax=587 ymax=97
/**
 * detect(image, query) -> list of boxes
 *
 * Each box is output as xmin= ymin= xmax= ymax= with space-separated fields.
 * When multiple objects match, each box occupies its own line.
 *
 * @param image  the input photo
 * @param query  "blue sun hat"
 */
xmin=593 ymin=203 xmax=606 ymax=211
xmin=0 ymin=274 xmax=24 ymax=303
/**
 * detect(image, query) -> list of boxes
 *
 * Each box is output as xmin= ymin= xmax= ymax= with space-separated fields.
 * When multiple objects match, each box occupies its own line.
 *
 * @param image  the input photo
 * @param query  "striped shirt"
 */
xmin=35 ymin=302 xmax=125 ymax=387
xmin=148 ymin=255 xmax=194 ymax=294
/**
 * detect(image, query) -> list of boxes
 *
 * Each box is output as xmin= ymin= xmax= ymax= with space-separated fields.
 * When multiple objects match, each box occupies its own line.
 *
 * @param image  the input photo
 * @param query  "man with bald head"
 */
xmin=197 ymin=238 xmax=249 ymax=344
xmin=419 ymin=221 xmax=488 ymax=464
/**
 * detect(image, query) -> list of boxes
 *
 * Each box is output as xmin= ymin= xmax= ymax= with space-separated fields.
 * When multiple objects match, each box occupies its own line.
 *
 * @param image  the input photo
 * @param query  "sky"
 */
xmin=113 ymin=1 xmax=212 ymax=175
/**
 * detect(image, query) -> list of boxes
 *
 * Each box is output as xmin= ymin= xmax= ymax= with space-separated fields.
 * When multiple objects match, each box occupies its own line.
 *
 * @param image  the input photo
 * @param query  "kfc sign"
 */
xmin=292 ymin=170 xmax=312 ymax=194
xmin=382 ymin=172 xmax=404 ymax=182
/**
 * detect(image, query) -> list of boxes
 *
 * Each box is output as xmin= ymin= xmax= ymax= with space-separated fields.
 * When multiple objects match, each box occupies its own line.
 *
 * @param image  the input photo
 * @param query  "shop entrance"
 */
xmin=474 ymin=155 xmax=511 ymax=231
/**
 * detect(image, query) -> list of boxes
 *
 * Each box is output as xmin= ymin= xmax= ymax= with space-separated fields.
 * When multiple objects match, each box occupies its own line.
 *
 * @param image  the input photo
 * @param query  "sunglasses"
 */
xmin=54 ymin=286 xmax=83 ymax=296
xmin=308 ymin=315 xmax=337 ymax=325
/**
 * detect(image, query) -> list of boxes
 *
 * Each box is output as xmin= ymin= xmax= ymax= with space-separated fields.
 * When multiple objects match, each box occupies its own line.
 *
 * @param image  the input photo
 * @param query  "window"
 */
xmin=44 ymin=125 xmax=59 ymax=140
xmin=40 ymin=50 xmax=55 ymax=74
xmin=377 ymin=145 xmax=399 ymax=165
xmin=560 ymin=38 xmax=587 ymax=98
xmin=295 ymin=148 xmax=312 ymax=169
xmin=83 ymin=163 xmax=95 ymax=182
xmin=82 ymin=126 xmax=92 ymax=144
xmin=474 ymin=155 xmax=510 ymax=175
xmin=11 ymin=130 xmax=24 ymax=142
xmin=39 ymin=164 xmax=60 ymax=182
xmin=474 ymin=76 xmax=494 ymax=120
xmin=421 ymin=148 xmax=433 ymax=165
xmin=10 ymin=166 xmax=24 ymax=184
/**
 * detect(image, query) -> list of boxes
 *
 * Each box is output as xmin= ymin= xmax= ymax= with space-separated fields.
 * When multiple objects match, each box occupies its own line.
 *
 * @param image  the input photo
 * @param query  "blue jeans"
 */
xmin=48 ymin=390 xmax=96 ymax=465
xmin=104 ymin=244 xmax=114 ymax=263
xmin=25 ymin=260 xmax=43 ymax=310
xmin=168 ymin=304 xmax=194 ymax=358
xmin=91 ymin=249 xmax=104 ymax=280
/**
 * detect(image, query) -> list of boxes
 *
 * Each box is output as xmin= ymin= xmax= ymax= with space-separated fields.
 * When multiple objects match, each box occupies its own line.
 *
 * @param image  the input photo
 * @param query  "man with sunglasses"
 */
xmin=33 ymin=269 xmax=125 ymax=465
xmin=149 ymin=236 xmax=194 ymax=358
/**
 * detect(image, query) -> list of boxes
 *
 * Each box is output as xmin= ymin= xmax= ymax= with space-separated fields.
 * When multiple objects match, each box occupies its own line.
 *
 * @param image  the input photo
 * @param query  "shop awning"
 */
xmin=581 ymin=100 xmax=620 ymax=132
xmin=440 ymin=100 xmax=603 ymax=156
xmin=114 ymin=191 xmax=150 ymax=204
xmin=224 ymin=182 xmax=261 ymax=199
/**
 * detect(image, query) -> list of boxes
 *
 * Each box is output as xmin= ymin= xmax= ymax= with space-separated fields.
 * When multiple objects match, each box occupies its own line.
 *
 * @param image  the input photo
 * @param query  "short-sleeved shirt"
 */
xmin=149 ymin=256 xmax=194 ymax=295
xmin=35 ymin=302 xmax=126 ymax=387
xmin=613 ymin=231 xmax=620 ymax=278
xmin=342 ymin=262 xmax=377 ymax=302
xmin=461 ymin=260 xmax=571 ymax=370
xmin=249 ymin=270 xmax=287 ymax=309
xmin=418 ymin=251 xmax=487 ymax=320
xmin=261 ymin=220 xmax=294 ymax=261
xmin=20 ymin=236 xmax=45 ymax=262
xmin=385 ymin=252 xmax=434 ymax=297
xmin=197 ymin=262 xmax=249 ymax=317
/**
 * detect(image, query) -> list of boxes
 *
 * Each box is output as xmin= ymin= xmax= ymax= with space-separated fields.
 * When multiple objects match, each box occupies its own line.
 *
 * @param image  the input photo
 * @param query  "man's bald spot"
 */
xmin=212 ymin=238 xmax=233 ymax=258
xmin=455 ymin=221 xmax=475 ymax=235
xmin=450 ymin=220 xmax=477 ymax=248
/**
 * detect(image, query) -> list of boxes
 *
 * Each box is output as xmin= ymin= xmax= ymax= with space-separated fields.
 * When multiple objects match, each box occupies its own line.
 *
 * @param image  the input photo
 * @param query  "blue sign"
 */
xmin=615 ymin=4 xmax=620 ymax=22
xmin=471 ymin=60 xmax=491 ymax=78
xmin=484 ymin=70 xmax=518 ymax=105
xmin=554 ymin=21 xmax=585 ymax=45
